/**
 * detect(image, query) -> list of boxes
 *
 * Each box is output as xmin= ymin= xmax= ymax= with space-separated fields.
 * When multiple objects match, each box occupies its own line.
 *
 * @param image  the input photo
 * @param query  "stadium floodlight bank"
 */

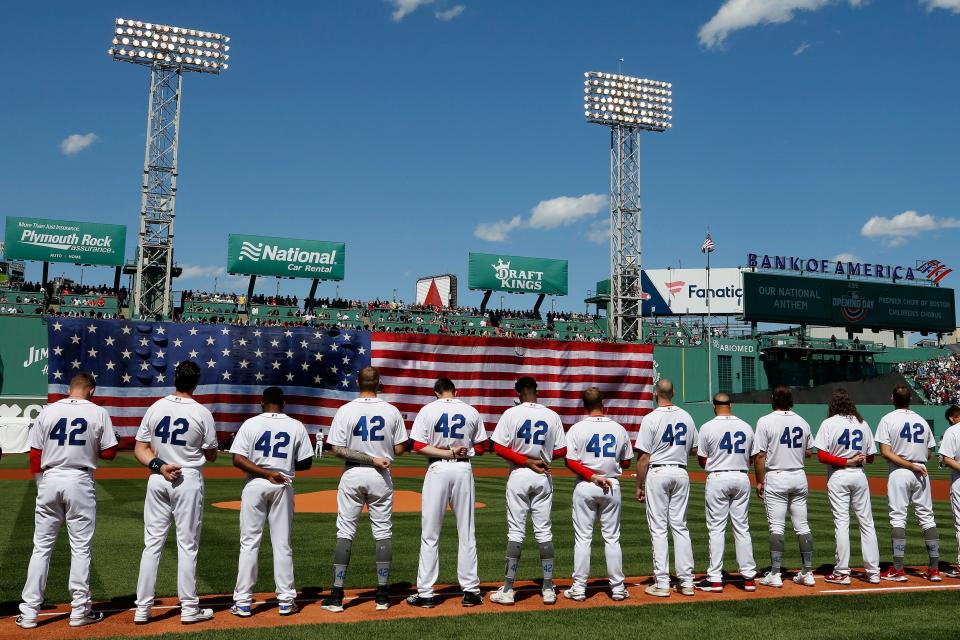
xmin=108 ymin=17 xmax=230 ymax=320
xmin=584 ymin=70 xmax=673 ymax=343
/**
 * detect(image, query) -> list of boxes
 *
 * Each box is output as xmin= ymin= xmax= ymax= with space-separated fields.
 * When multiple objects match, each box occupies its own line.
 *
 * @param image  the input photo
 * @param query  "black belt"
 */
xmin=711 ymin=469 xmax=747 ymax=473
xmin=833 ymin=464 xmax=863 ymax=469
xmin=427 ymin=458 xmax=469 ymax=464
xmin=651 ymin=463 xmax=686 ymax=469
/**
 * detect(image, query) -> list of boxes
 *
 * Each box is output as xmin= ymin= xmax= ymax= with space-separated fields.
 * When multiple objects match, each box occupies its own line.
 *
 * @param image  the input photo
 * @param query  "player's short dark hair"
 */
xmin=358 ymin=367 xmax=380 ymax=393
xmin=892 ymin=383 xmax=912 ymax=409
xmin=655 ymin=379 xmax=674 ymax=400
xmin=712 ymin=392 xmax=731 ymax=406
xmin=771 ymin=385 xmax=794 ymax=410
xmin=433 ymin=377 xmax=456 ymax=395
xmin=174 ymin=361 xmax=202 ymax=393
xmin=262 ymin=386 xmax=284 ymax=408
xmin=582 ymin=386 xmax=603 ymax=413
xmin=946 ymin=405 xmax=960 ymax=423
xmin=69 ymin=372 xmax=96 ymax=390
xmin=515 ymin=376 xmax=537 ymax=393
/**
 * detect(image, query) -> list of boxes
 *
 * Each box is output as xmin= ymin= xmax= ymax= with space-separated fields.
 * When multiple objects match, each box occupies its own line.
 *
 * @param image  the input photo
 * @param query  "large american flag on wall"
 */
xmin=47 ymin=318 xmax=654 ymax=447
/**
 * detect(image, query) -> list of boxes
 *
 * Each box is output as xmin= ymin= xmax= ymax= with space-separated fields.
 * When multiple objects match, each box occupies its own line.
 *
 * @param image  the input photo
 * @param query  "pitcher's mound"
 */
xmin=213 ymin=490 xmax=486 ymax=514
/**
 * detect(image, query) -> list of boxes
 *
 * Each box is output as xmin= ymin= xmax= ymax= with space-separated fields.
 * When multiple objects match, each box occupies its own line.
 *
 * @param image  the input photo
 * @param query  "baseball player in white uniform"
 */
xmin=875 ymin=384 xmax=941 ymax=582
xmin=563 ymin=387 xmax=633 ymax=602
xmin=133 ymin=361 xmax=219 ymax=624
xmin=229 ymin=387 xmax=314 ymax=618
xmin=695 ymin=393 xmax=756 ymax=592
xmin=814 ymin=389 xmax=880 ymax=584
xmin=635 ymin=378 xmax=698 ymax=597
xmin=489 ymin=376 xmax=567 ymax=606
xmin=322 ymin=367 xmax=407 ymax=613
xmin=17 ymin=373 xmax=118 ymax=629
xmin=407 ymin=377 xmax=488 ymax=608
xmin=938 ymin=404 xmax=960 ymax=578
xmin=753 ymin=385 xmax=815 ymax=588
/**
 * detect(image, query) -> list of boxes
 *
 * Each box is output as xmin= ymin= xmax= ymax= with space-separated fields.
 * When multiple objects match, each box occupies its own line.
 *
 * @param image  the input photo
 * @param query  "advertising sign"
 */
xmin=4 ymin=216 xmax=126 ymax=267
xmin=468 ymin=253 xmax=568 ymax=295
xmin=416 ymin=274 xmax=457 ymax=307
xmin=641 ymin=268 xmax=744 ymax=316
xmin=227 ymin=234 xmax=345 ymax=280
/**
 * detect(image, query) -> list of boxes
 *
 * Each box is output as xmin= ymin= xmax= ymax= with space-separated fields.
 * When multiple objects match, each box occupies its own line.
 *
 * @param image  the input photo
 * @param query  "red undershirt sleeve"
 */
xmin=552 ymin=447 xmax=567 ymax=460
xmin=29 ymin=448 xmax=43 ymax=474
xmin=817 ymin=450 xmax=848 ymax=466
xmin=565 ymin=457 xmax=595 ymax=481
xmin=621 ymin=458 xmax=631 ymax=469
xmin=99 ymin=445 xmax=118 ymax=461
xmin=412 ymin=440 xmax=428 ymax=452
xmin=494 ymin=443 xmax=528 ymax=465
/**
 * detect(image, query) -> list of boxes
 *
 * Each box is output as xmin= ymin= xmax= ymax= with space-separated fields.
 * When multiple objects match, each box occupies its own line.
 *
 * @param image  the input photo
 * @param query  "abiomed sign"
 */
xmin=468 ymin=252 xmax=568 ymax=295
xmin=4 ymin=216 xmax=126 ymax=267
xmin=227 ymin=234 xmax=345 ymax=280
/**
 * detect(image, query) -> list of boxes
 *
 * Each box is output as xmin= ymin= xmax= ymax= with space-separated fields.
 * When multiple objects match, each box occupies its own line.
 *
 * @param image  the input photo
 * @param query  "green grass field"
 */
xmin=1 ymin=452 xmax=957 ymax=638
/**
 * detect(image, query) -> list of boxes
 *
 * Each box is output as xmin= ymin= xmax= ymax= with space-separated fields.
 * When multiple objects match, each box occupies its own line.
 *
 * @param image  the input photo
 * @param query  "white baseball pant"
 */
xmin=19 ymin=469 xmax=97 ymax=621
xmin=506 ymin=468 xmax=554 ymax=544
xmin=762 ymin=470 xmax=810 ymax=536
xmin=886 ymin=467 xmax=936 ymax=530
xmin=645 ymin=466 xmax=694 ymax=589
xmin=826 ymin=469 xmax=879 ymax=576
xmin=234 ymin=478 xmax=296 ymax=606
xmin=135 ymin=469 xmax=205 ymax=612
xmin=951 ymin=477 xmax=960 ymax=565
xmin=416 ymin=461 xmax=479 ymax=598
xmin=704 ymin=471 xmax=756 ymax=582
xmin=337 ymin=466 xmax=394 ymax=540
xmin=571 ymin=479 xmax=624 ymax=590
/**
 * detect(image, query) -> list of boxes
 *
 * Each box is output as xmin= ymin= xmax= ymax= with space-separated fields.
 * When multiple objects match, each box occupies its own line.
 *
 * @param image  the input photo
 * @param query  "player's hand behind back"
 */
xmin=372 ymin=456 xmax=391 ymax=471
xmin=266 ymin=470 xmax=291 ymax=485
xmin=160 ymin=464 xmax=182 ymax=483
xmin=525 ymin=459 xmax=550 ymax=474
xmin=591 ymin=475 xmax=612 ymax=494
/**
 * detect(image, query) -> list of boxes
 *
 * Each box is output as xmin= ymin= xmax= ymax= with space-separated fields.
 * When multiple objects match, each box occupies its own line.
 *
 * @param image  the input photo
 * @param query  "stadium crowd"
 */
xmin=900 ymin=356 xmax=960 ymax=405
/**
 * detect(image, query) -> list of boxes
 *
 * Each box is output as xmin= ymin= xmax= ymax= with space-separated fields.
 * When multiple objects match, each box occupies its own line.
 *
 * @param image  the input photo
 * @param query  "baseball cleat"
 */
xmin=562 ymin=587 xmax=587 ymax=601
xmin=743 ymin=578 xmax=757 ymax=592
xmin=922 ymin=569 xmax=942 ymax=583
xmin=70 ymin=611 xmax=105 ymax=627
xmin=866 ymin=574 xmax=881 ymax=584
xmin=461 ymin=591 xmax=483 ymax=607
xmin=405 ymin=595 xmax=435 ymax=609
xmin=611 ymin=588 xmax=630 ymax=601
xmin=695 ymin=579 xmax=723 ymax=593
xmin=758 ymin=572 xmax=783 ymax=588
xmin=541 ymin=587 xmax=557 ymax=605
xmin=229 ymin=604 xmax=252 ymax=618
xmin=279 ymin=601 xmax=299 ymax=616
xmin=375 ymin=586 xmax=390 ymax=611
xmin=644 ymin=584 xmax=671 ymax=598
xmin=15 ymin=615 xmax=38 ymax=629
xmin=792 ymin=571 xmax=816 ymax=587
xmin=133 ymin=608 xmax=151 ymax=624
xmin=824 ymin=573 xmax=851 ymax=585
xmin=322 ymin=588 xmax=346 ymax=613
xmin=945 ymin=565 xmax=960 ymax=579
xmin=180 ymin=608 xmax=214 ymax=624
xmin=679 ymin=584 xmax=695 ymax=596
xmin=881 ymin=567 xmax=907 ymax=582
xmin=489 ymin=587 xmax=515 ymax=606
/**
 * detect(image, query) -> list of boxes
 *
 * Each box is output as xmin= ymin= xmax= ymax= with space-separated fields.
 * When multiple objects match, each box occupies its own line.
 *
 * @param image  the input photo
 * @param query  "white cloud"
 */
xmin=860 ymin=210 xmax=960 ymax=247
xmin=831 ymin=252 xmax=861 ymax=263
xmin=922 ymin=0 xmax=960 ymax=13
xmin=388 ymin=0 xmax=434 ymax=21
xmin=586 ymin=219 xmax=611 ymax=245
xmin=473 ymin=194 xmax=607 ymax=242
xmin=178 ymin=264 xmax=226 ymax=280
xmin=435 ymin=4 xmax=465 ymax=20
xmin=793 ymin=41 xmax=812 ymax=55
xmin=698 ymin=0 xmax=865 ymax=49
xmin=60 ymin=133 xmax=98 ymax=155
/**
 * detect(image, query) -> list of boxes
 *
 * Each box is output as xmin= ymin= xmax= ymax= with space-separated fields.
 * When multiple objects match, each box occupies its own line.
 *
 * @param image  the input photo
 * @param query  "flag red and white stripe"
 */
xmin=701 ymin=233 xmax=715 ymax=254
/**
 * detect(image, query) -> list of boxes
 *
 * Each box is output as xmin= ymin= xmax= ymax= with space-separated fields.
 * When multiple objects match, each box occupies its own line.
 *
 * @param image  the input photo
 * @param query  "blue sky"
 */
xmin=1 ymin=0 xmax=958 ymax=311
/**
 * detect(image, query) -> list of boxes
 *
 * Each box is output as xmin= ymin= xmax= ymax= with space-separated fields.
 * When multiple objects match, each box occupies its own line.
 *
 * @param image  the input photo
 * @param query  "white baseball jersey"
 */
xmin=752 ymin=410 xmax=812 ymax=471
xmin=814 ymin=415 xmax=877 ymax=462
xmin=30 ymin=398 xmax=118 ymax=471
xmin=491 ymin=402 xmax=566 ymax=465
xmin=939 ymin=424 xmax=960 ymax=483
xmin=698 ymin=415 xmax=753 ymax=472
xmin=327 ymin=397 xmax=408 ymax=461
xmin=635 ymin=405 xmax=698 ymax=465
xmin=135 ymin=395 xmax=217 ymax=468
xmin=229 ymin=413 xmax=313 ymax=477
xmin=410 ymin=397 xmax=487 ymax=454
xmin=566 ymin=416 xmax=632 ymax=477
xmin=875 ymin=409 xmax=935 ymax=469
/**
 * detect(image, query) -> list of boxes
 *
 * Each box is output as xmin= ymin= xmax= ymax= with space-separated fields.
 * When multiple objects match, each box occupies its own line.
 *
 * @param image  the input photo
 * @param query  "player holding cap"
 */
xmin=322 ymin=367 xmax=408 ymax=613
xmin=814 ymin=389 xmax=880 ymax=585
xmin=695 ymin=393 xmax=756 ymax=593
xmin=635 ymin=378 xmax=698 ymax=597
xmin=229 ymin=387 xmax=314 ymax=618
xmin=875 ymin=384 xmax=941 ymax=581
xmin=754 ymin=385 xmax=815 ymax=588
xmin=17 ymin=373 xmax=118 ymax=629
xmin=407 ymin=378 xmax=488 ymax=608
xmin=133 ymin=361 xmax=219 ymax=625
xmin=563 ymin=387 xmax=633 ymax=602
xmin=938 ymin=405 xmax=960 ymax=578
xmin=489 ymin=376 xmax=567 ymax=606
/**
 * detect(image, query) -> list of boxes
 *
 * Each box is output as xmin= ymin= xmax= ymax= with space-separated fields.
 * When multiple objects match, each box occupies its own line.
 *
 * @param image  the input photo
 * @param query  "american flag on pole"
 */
xmin=701 ymin=232 xmax=715 ymax=254
xmin=47 ymin=318 xmax=655 ymax=447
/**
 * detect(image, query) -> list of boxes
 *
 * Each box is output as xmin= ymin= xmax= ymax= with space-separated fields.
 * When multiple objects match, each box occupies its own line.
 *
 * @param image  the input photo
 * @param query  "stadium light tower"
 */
xmin=108 ymin=17 xmax=230 ymax=319
xmin=584 ymin=71 xmax=672 ymax=342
